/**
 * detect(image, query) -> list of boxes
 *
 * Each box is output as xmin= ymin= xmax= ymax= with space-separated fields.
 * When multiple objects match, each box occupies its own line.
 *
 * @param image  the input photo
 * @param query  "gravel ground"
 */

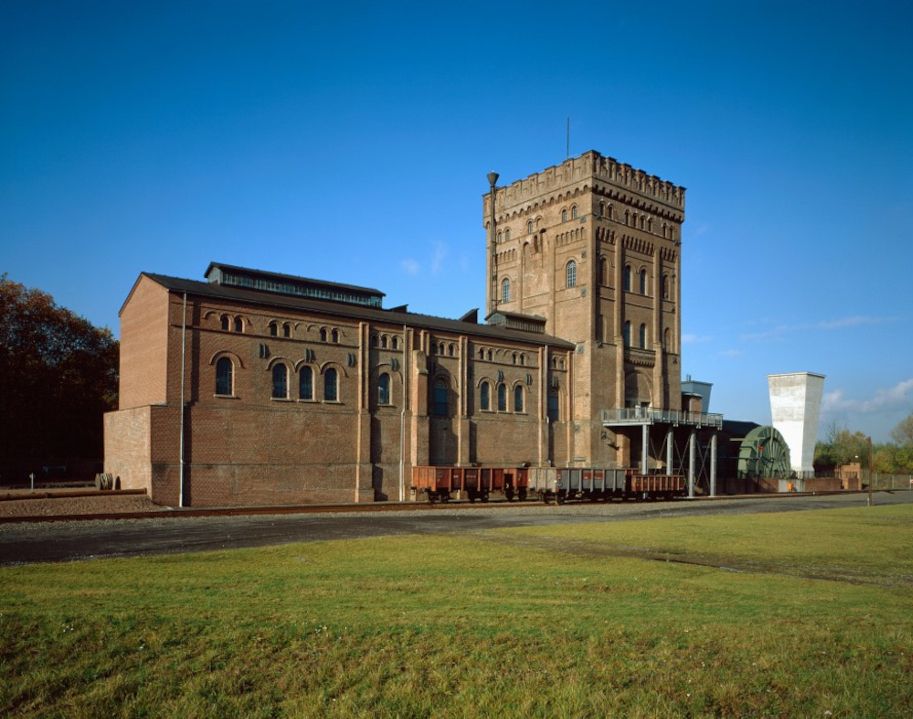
xmin=0 ymin=493 xmax=164 ymax=518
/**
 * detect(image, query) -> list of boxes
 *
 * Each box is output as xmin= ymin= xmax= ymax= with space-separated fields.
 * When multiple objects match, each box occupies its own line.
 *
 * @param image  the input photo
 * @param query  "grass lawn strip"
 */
xmin=1 ymin=504 xmax=911 ymax=718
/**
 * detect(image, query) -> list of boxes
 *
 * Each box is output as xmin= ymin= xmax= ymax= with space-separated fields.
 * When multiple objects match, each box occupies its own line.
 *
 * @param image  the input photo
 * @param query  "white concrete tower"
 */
xmin=767 ymin=372 xmax=825 ymax=478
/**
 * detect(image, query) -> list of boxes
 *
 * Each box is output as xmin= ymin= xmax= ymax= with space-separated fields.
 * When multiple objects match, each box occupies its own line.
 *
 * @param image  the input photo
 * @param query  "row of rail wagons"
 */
xmin=411 ymin=466 xmax=686 ymax=503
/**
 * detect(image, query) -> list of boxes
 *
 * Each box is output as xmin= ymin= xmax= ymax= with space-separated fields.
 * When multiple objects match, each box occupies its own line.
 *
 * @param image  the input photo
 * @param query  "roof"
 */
xmin=204 ymin=261 xmax=384 ymax=298
xmin=140 ymin=272 xmax=575 ymax=350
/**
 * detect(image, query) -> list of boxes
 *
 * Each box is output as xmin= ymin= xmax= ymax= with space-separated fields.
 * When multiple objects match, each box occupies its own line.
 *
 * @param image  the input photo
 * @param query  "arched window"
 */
xmin=505 ymin=228 xmax=510 ymax=242
xmin=607 ymin=204 xmax=614 ymax=220
xmin=486 ymin=349 xmax=492 ymax=361
xmin=392 ymin=336 xmax=399 ymax=350
xmin=372 ymin=334 xmax=379 ymax=347
xmin=547 ymin=390 xmax=559 ymax=422
xmin=438 ymin=342 xmax=445 ymax=355
xmin=527 ymin=219 xmax=533 ymax=234
xmin=269 ymin=321 xmax=278 ymax=337
xmin=381 ymin=335 xmax=388 ymax=349
xmin=664 ymin=327 xmax=672 ymax=351
xmin=497 ymin=383 xmax=507 ymax=412
xmin=566 ymin=260 xmax=577 ymax=288
xmin=561 ymin=208 xmax=568 ymax=223
xmin=233 ymin=316 xmax=243 ymax=333
xmin=324 ymin=367 xmax=338 ymax=402
xmin=571 ymin=205 xmax=578 ymax=220
xmin=514 ymin=385 xmax=524 ymax=413
xmin=432 ymin=378 xmax=449 ymax=417
xmin=480 ymin=381 xmax=490 ymax=411
xmin=497 ymin=230 xmax=502 ymax=243
xmin=220 ymin=315 xmax=229 ymax=331
xmin=639 ymin=323 xmax=648 ymax=349
xmin=299 ymin=366 xmax=313 ymax=400
xmin=623 ymin=321 xmax=632 ymax=347
xmin=512 ymin=352 xmax=517 ymax=365
xmin=478 ymin=348 xmax=484 ymax=360
xmin=501 ymin=277 xmax=510 ymax=303
xmin=598 ymin=257 xmax=608 ymax=286
xmin=520 ymin=354 xmax=526 ymax=366
xmin=448 ymin=344 xmax=455 ymax=357
xmin=624 ymin=210 xmax=630 ymax=226
xmin=662 ymin=274 xmax=669 ymax=299
xmin=623 ymin=265 xmax=632 ymax=292
xmin=283 ymin=323 xmax=291 ymax=338
xmin=639 ymin=269 xmax=648 ymax=295
xmin=647 ymin=217 xmax=653 ymax=232
xmin=598 ymin=201 xmax=605 ymax=218
xmin=215 ymin=357 xmax=233 ymax=396
xmin=272 ymin=363 xmax=288 ymax=399
xmin=331 ymin=329 xmax=339 ymax=343
xmin=378 ymin=372 xmax=390 ymax=405
xmin=319 ymin=328 xmax=327 ymax=342
xmin=639 ymin=216 xmax=645 ymax=230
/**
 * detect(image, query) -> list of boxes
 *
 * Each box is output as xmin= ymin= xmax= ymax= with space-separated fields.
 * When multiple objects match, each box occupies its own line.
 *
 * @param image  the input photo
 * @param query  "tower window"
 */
xmin=432 ymin=378 xmax=449 ymax=417
xmin=561 ymin=208 xmax=568 ymax=223
xmin=220 ymin=315 xmax=229 ymax=331
xmin=547 ymin=390 xmax=559 ymax=422
xmin=378 ymin=372 xmax=390 ymax=406
xmin=623 ymin=321 xmax=632 ymax=348
xmin=624 ymin=265 xmax=632 ymax=292
xmin=599 ymin=257 xmax=608 ymax=286
xmin=639 ymin=323 xmax=648 ymax=349
xmin=480 ymin=381 xmax=490 ymax=411
xmin=504 ymin=228 xmax=510 ymax=242
xmin=299 ymin=366 xmax=313 ymax=400
xmin=497 ymin=383 xmax=507 ymax=412
xmin=501 ymin=277 xmax=510 ymax=302
xmin=272 ymin=363 xmax=288 ymax=399
xmin=527 ymin=220 xmax=533 ymax=234
xmin=514 ymin=385 xmax=524 ymax=413
xmin=566 ymin=260 xmax=577 ymax=288
xmin=324 ymin=367 xmax=338 ymax=402
xmin=282 ymin=323 xmax=290 ymax=338
xmin=269 ymin=322 xmax=278 ymax=337
xmin=320 ymin=328 xmax=327 ymax=342
xmin=571 ymin=205 xmax=578 ymax=220
xmin=233 ymin=316 xmax=243 ymax=332
xmin=639 ymin=269 xmax=648 ymax=295
xmin=331 ymin=328 xmax=339 ymax=343
xmin=215 ymin=357 xmax=233 ymax=396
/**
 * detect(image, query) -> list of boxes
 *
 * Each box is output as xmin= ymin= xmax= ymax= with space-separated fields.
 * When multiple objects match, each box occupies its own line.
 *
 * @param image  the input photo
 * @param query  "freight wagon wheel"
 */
xmin=505 ymin=488 xmax=515 ymax=502
xmin=518 ymin=488 xmax=528 ymax=502
xmin=555 ymin=492 xmax=566 ymax=505
xmin=481 ymin=492 xmax=490 ymax=503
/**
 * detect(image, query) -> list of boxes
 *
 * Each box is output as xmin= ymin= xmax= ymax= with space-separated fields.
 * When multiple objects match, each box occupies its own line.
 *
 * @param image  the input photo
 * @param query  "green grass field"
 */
xmin=2 ymin=504 xmax=912 ymax=718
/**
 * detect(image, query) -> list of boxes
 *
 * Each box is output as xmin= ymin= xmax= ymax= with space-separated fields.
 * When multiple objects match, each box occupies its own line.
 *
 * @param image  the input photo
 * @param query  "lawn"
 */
xmin=1 ymin=504 xmax=911 ymax=718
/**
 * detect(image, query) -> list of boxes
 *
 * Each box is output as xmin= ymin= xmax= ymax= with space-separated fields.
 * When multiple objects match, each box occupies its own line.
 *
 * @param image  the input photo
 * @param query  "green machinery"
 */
xmin=737 ymin=425 xmax=791 ymax=479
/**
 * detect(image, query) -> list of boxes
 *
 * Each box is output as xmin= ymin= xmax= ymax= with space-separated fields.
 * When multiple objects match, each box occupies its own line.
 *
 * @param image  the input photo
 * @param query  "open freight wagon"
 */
xmin=411 ymin=466 xmax=529 ymax=503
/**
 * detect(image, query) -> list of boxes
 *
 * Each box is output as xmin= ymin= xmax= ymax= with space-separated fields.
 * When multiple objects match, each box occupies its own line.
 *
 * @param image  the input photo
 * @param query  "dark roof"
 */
xmin=141 ymin=273 xmax=575 ymax=349
xmin=486 ymin=310 xmax=547 ymax=322
xmin=204 ymin=261 xmax=385 ymax=298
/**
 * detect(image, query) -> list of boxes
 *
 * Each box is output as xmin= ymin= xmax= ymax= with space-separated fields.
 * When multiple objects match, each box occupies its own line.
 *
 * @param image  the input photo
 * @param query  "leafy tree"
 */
xmin=890 ymin=412 xmax=913 ymax=447
xmin=0 ymin=276 xmax=118 ymax=482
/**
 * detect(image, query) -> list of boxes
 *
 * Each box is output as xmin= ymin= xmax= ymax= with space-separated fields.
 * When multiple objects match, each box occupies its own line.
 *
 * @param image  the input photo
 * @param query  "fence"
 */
xmin=867 ymin=473 xmax=913 ymax=490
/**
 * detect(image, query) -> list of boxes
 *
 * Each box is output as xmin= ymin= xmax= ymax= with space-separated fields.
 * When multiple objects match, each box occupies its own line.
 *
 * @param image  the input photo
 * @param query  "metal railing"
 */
xmin=601 ymin=407 xmax=724 ymax=429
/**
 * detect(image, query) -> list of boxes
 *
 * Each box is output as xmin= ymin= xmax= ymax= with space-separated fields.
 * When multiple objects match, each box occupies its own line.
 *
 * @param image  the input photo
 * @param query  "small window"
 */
xmin=486 ymin=350 xmax=492 ymax=361
xmin=448 ymin=343 xmax=455 ymax=357
xmin=283 ymin=323 xmax=291 ymax=338
xmin=381 ymin=335 xmax=388 ymax=349
xmin=639 ymin=216 xmax=645 ymax=230
xmin=233 ymin=316 xmax=243 ymax=333
xmin=480 ymin=382 xmax=490 ymax=411
xmin=520 ymin=354 xmax=525 ymax=366
xmin=478 ymin=348 xmax=484 ymax=360
xmin=647 ymin=217 xmax=653 ymax=232
xmin=497 ymin=230 xmax=503 ymax=243
xmin=372 ymin=334 xmax=379 ymax=347
xmin=512 ymin=352 xmax=517 ymax=365
xmin=269 ymin=322 xmax=278 ymax=337
xmin=624 ymin=210 xmax=630 ymax=226
xmin=607 ymin=204 xmax=613 ymax=220
xmin=439 ymin=342 xmax=445 ymax=355
xmin=662 ymin=274 xmax=669 ymax=299
xmin=639 ymin=269 xmax=648 ymax=295
xmin=331 ymin=329 xmax=339 ymax=343
xmin=571 ymin=205 xmax=578 ymax=220
xmin=497 ymin=383 xmax=507 ymax=412
xmin=623 ymin=321 xmax=632 ymax=348
xmin=215 ymin=357 xmax=233 ymax=396
xmin=272 ymin=363 xmax=288 ymax=399
xmin=378 ymin=372 xmax=390 ymax=405
xmin=324 ymin=367 xmax=338 ymax=402
xmin=639 ymin=323 xmax=648 ymax=349
xmin=299 ymin=366 xmax=313 ymax=400
xmin=432 ymin=378 xmax=449 ymax=417
xmin=505 ymin=228 xmax=510 ymax=242
xmin=392 ymin=336 xmax=399 ymax=350
xmin=320 ymin=328 xmax=327 ymax=342
xmin=514 ymin=385 xmax=524 ymax=413
xmin=598 ymin=201 xmax=605 ymax=218
xmin=547 ymin=390 xmax=559 ymax=422
xmin=220 ymin=315 xmax=229 ymax=331
xmin=527 ymin=220 xmax=533 ymax=234
xmin=566 ymin=260 xmax=577 ymax=288
xmin=561 ymin=208 xmax=568 ymax=223
xmin=623 ymin=265 xmax=632 ymax=292
xmin=501 ymin=277 xmax=510 ymax=302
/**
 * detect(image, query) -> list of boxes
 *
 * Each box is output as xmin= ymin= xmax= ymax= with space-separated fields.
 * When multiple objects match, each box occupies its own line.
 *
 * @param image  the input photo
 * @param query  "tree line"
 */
xmin=0 ymin=276 xmax=118 ymax=484
xmin=814 ymin=415 xmax=913 ymax=474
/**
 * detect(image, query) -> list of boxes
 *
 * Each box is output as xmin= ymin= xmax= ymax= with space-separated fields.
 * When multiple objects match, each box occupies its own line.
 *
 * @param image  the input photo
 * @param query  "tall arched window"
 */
xmin=623 ymin=265 xmax=632 ymax=292
xmin=598 ymin=201 xmax=605 ymax=217
xmin=497 ymin=383 xmax=507 ymax=412
xmin=497 ymin=230 xmax=502 ymax=243
xmin=381 ymin=335 xmax=388 ymax=349
xmin=547 ymin=390 xmax=559 ymax=422
xmin=324 ymin=367 xmax=338 ymax=402
xmin=527 ymin=219 xmax=533 ymax=234
xmin=639 ymin=269 xmax=648 ymax=295
xmin=480 ymin=381 xmax=490 ymax=411
xmin=639 ymin=323 xmax=648 ymax=349
xmin=514 ymin=385 xmax=524 ymax=413
xmin=571 ymin=205 xmax=578 ymax=219
xmin=448 ymin=344 xmax=455 ymax=356
xmin=501 ymin=277 xmax=510 ymax=302
xmin=561 ymin=208 xmax=568 ymax=223
xmin=220 ymin=315 xmax=229 ymax=331
xmin=392 ymin=336 xmax=399 ymax=350
xmin=269 ymin=322 xmax=278 ymax=337
xmin=432 ymin=378 xmax=449 ymax=417
xmin=282 ymin=323 xmax=291 ymax=338
xmin=331 ymin=329 xmax=339 ymax=343
xmin=233 ymin=316 xmax=243 ymax=332
xmin=299 ymin=366 xmax=313 ymax=400
xmin=378 ymin=372 xmax=390 ymax=405
xmin=607 ymin=204 xmax=614 ymax=220
xmin=566 ymin=260 xmax=577 ymax=288
xmin=319 ymin=328 xmax=327 ymax=342
xmin=662 ymin=274 xmax=669 ymax=299
xmin=272 ymin=363 xmax=288 ymax=399
xmin=504 ymin=228 xmax=510 ymax=242
xmin=215 ymin=357 xmax=233 ymax=396
xmin=623 ymin=321 xmax=632 ymax=347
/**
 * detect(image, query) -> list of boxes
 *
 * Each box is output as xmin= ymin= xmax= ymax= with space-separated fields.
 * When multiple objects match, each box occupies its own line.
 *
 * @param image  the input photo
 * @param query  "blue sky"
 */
xmin=2 ymin=1 xmax=911 ymax=441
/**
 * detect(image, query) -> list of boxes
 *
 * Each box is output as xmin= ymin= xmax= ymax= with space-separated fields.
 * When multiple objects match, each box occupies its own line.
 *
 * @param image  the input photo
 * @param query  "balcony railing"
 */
xmin=601 ymin=407 xmax=724 ymax=429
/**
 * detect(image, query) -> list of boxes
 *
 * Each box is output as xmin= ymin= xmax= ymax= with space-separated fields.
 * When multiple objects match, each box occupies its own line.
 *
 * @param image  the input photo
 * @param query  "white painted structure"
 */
xmin=768 ymin=372 xmax=825 ymax=478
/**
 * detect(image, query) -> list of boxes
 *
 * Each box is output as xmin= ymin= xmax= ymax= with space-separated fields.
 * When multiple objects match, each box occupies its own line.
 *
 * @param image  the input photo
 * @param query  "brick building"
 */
xmin=105 ymin=150 xmax=714 ymax=506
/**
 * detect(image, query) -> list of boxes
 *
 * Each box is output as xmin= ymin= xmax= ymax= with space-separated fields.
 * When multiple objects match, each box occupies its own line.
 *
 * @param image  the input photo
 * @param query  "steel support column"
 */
xmin=641 ymin=423 xmax=649 ymax=474
xmin=688 ymin=430 xmax=696 ymax=498
xmin=666 ymin=428 xmax=674 ymax=473
xmin=710 ymin=432 xmax=718 ymax=497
